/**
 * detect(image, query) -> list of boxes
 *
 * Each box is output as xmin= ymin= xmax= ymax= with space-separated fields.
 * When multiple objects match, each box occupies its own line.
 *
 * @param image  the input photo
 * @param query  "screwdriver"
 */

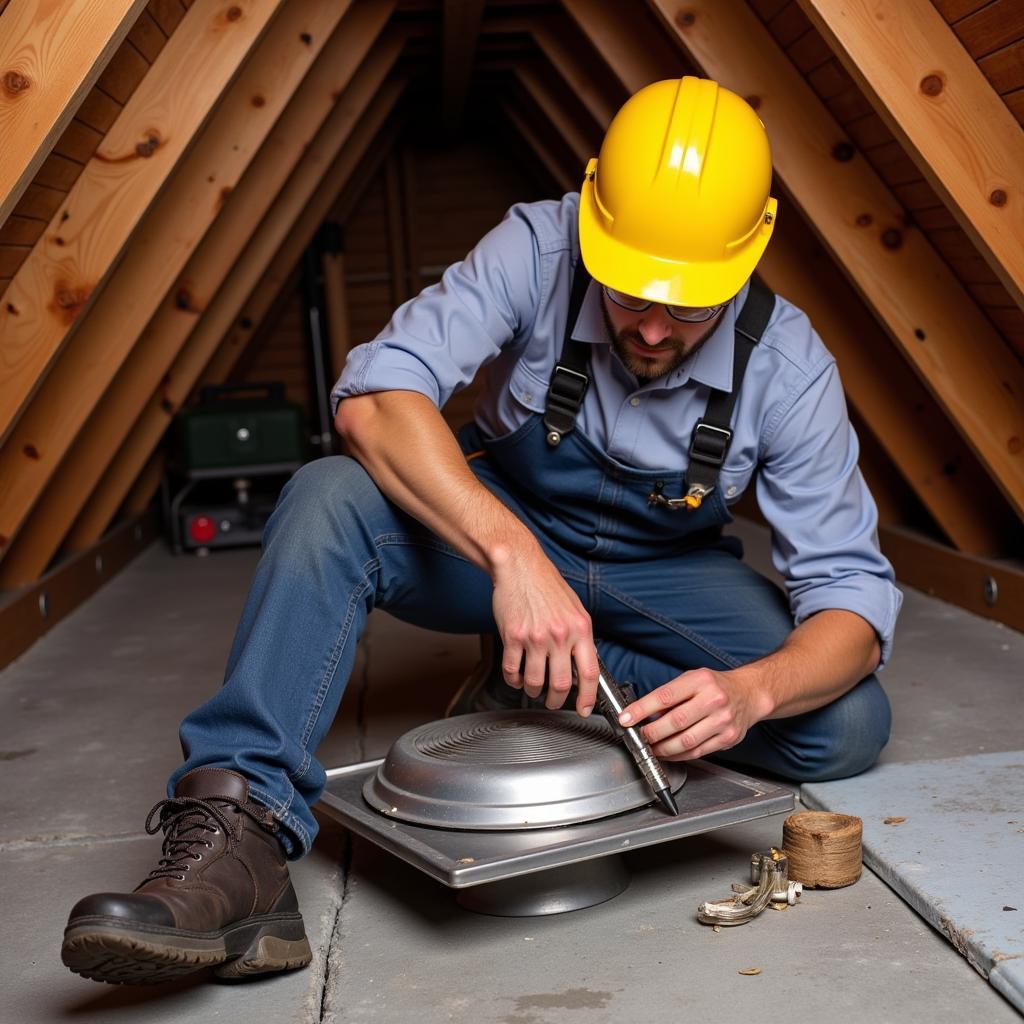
xmin=582 ymin=655 xmax=679 ymax=816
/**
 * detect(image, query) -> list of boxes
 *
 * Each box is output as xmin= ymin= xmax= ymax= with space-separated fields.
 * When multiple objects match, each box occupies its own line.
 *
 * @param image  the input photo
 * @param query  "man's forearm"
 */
xmin=733 ymin=609 xmax=881 ymax=721
xmin=335 ymin=389 xmax=602 ymax=714
xmin=334 ymin=390 xmax=539 ymax=576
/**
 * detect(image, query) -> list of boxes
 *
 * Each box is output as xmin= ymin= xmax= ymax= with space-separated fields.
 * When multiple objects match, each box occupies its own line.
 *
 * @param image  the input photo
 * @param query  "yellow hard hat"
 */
xmin=578 ymin=77 xmax=777 ymax=308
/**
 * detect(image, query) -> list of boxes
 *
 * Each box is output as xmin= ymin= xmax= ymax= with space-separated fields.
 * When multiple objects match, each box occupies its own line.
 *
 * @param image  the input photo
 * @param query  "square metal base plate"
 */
xmin=318 ymin=758 xmax=794 ymax=889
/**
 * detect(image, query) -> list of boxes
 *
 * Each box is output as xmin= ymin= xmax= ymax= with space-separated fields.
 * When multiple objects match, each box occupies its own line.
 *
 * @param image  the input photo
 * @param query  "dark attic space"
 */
xmin=0 ymin=1 xmax=1022 ymax=1021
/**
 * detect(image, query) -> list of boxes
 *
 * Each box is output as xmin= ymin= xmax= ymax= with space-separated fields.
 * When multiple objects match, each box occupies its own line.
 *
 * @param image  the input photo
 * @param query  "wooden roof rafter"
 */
xmin=0 ymin=0 xmax=400 ymax=577
xmin=66 ymin=80 xmax=409 ymax=552
xmin=0 ymin=15 xmax=404 ymax=587
xmin=0 ymin=0 xmax=149 ymax=226
xmin=484 ymin=12 xmax=622 ymax=129
xmin=797 ymin=0 xmax=1024 ymax=312
xmin=0 ymin=0 xmax=287 ymax=445
xmin=441 ymin=0 xmax=486 ymax=135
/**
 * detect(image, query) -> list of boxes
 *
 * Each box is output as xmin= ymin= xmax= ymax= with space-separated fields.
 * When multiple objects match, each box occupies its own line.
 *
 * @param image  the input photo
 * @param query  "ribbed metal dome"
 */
xmin=363 ymin=710 xmax=686 ymax=831
xmin=412 ymin=714 xmax=615 ymax=764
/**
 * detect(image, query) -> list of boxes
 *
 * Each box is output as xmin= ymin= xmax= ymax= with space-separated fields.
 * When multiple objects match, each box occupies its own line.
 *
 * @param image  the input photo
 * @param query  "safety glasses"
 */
xmin=603 ymin=286 xmax=724 ymax=323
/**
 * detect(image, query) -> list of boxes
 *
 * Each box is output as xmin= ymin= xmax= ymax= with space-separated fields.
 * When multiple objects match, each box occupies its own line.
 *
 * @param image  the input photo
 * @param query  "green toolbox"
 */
xmin=176 ymin=382 xmax=305 ymax=470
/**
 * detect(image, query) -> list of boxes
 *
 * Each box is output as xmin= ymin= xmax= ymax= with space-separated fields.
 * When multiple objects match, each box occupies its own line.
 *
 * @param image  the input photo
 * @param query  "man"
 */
xmin=62 ymin=77 xmax=900 ymax=985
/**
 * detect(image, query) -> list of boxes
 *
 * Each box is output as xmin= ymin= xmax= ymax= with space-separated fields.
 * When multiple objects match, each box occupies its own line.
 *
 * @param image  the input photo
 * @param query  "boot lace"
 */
xmin=142 ymin=796 xmax=240 ymax=882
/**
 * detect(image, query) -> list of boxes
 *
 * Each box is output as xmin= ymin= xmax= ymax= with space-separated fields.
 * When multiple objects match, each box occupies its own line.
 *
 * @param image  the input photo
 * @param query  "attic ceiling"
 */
xmin=0 ymin=0 xmax=1022 ymax=614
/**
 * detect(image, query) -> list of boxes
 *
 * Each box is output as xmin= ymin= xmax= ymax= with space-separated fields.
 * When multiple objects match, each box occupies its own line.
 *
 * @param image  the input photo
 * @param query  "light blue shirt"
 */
xmin=332 ymin=193 xmax=902 ymax=665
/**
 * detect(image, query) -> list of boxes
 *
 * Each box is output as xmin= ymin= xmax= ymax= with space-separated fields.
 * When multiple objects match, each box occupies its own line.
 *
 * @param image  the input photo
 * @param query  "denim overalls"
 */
xmin=173 ymin=273 xmax=891 ymax=858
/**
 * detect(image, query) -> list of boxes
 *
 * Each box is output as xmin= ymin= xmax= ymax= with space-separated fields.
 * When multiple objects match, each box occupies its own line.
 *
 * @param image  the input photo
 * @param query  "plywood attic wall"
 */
xmin=0 ymin=0 xmax=1022 ymax=667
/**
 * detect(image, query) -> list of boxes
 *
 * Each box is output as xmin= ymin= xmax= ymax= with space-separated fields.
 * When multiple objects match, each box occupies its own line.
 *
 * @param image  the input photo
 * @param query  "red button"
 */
xmin=189 ymin=515 xmax=217 ymax=543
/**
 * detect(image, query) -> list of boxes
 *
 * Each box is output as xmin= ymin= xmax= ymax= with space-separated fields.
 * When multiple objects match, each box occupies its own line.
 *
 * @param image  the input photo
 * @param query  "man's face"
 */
xmin=600 ymin=291 xmax=725 ymax=381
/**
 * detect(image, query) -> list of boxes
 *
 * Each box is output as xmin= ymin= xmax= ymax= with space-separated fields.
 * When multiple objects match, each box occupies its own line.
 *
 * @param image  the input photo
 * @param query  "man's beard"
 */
xmin=601 ymin=303 xmax=719 ymax=381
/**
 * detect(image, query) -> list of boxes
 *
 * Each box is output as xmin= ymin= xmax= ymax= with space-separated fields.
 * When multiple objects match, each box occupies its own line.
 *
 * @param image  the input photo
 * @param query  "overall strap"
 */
xmin=678 ymin=278 xmax=776 ymax=509
xmin=543 ymin=261 xmax=592 ymax=447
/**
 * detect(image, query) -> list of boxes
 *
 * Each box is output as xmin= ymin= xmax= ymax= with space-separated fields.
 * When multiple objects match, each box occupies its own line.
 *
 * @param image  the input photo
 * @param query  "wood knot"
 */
xmin=881 ymin=228 xmax=903 ymax=250
xmin=175 ymin=288 xmax=194 ymax=311
xmin=50 ymin=284 xmax=90 ymax=324
xmin=300 ymin=32 xmax=312 ymax=45
xmin=252 ymin=94 xmax=265 ymax=107
xmin=990 ymin=189 xmax=1007 ymax=207
xmin=855 ymin=213 xmax=873 ymax=227
xmin=832 ymin=141 xmax=856 ymax=162
xmin=6 ymin=303 xmax=19 ymax=315
xmin=675 ymin=10 xmax=696 ymax=27
xmin=23 ymin=443 xmax=41 ymax=460
xmin=920 ymin=73 xmax=943 ymax=97
xmin=914 ymin=327 xmax=926 ymax=340
xmin=54 ymin=236 xmax=66 ymax=247
xmin=161 ymin=397 xmax=175 ymax=414
xmin=135 ymin=133 xmax=160 ymax=158
xmin=226 ymin=6 xmax=242 ymax=20
xmin=2 ymin=70 xmax=30 ymax=96
xmin=240 ymin=316 xmax=254 ymax=330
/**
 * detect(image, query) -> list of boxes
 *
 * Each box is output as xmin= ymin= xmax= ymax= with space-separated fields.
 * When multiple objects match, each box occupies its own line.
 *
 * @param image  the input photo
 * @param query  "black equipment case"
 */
xmin=176 ymin=382 xmax=305 ymax=470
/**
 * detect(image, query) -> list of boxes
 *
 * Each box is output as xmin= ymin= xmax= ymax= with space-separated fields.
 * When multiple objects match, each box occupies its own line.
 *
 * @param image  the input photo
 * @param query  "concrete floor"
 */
xmin=1 ymin=521 xmax=1021 ymax=1023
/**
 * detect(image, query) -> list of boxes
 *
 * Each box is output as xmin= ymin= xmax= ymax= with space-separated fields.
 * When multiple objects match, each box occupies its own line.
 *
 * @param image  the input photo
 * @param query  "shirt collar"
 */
xmin=571 ymin=278 xmax=751 ymax=393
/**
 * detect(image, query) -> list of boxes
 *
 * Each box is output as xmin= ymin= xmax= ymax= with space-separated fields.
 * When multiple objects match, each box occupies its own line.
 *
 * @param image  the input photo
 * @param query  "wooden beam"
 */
xmin=561 ymin=0 xmax=685 ymax=92
xmin=441 ymin=0 xmax=485 ymax=135
xmin=0 ymin=507 xmax=159 ymax=672
xmin=499 ymin=101 xmax=575 ymax=194
xmin=125 ymin=121 xmax=402 ymax=518
xmin=513 ymin=64 xmax=598 ymax=169
xmin=797 ymin=0 xmax=1024 ymax=311
xmin=0 ymin=32 xmax=401 ymax=587
xmin=0 ymin=0 xmax=285 ymax=443
xmin=0 ymin=0 xmax=148 ymax=226
xmin=321 ymin=247 xmax=352 ymax=383
xmin=486 ymin=14 xmax=620 ymax=129
xmin=383 ymin=151 xmax=408 ymax=307
xmin=760 ymin=194 xmax=1016 ymax=555
xmin=879 ymin=525 xmax=1024 ymax=633
xmin=63 ymin=82 xmax=406 ymax=553
xmin=530 ymin=19 xmax=620 ymax=130
xmin=122 ymin=451 xmax=166 ymax=516
xmin=0 ymin=0 xmax=386 ymax=576
xmin=626 ymin=0 xmax=1024 ymax=519
xmin=400 ymin=145 xmax=422 ymax=298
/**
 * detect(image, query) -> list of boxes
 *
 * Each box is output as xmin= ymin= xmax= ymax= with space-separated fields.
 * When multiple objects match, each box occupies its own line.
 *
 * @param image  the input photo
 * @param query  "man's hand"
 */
xmin=618 ymin=667 xmax=773 ymax=761
xmin=491 ymin=542 xmax=600 ymax=717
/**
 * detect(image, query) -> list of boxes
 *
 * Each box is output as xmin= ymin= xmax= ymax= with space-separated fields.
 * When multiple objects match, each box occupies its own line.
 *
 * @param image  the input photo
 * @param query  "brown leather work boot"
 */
xmin=61 ymin=767 xmax=312 ymax=985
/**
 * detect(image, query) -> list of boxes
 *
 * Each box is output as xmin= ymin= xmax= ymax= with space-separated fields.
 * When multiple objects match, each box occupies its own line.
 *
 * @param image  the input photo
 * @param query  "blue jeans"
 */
xmin=173 ymin=456 xmax=890 ymax=857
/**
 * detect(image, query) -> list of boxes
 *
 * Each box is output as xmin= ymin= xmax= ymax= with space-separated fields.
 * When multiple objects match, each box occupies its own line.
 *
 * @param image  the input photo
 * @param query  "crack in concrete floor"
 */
xmin=311 ymin=630 xmax=372 ymax=1022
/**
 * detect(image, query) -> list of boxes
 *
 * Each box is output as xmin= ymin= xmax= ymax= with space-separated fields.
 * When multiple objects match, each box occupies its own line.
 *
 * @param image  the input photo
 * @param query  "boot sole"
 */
xmin=61 ymin=912 xmax=312 ymax=985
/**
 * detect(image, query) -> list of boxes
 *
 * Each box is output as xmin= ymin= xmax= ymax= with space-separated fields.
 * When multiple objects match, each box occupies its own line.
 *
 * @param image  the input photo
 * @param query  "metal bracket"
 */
xmin=697 ymin=848 xmax=802 ymax=926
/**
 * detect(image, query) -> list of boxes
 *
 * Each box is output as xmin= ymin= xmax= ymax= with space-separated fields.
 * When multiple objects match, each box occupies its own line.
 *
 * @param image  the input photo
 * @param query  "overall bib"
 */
xmin=174 ymin=268 xmax=891 ymax=858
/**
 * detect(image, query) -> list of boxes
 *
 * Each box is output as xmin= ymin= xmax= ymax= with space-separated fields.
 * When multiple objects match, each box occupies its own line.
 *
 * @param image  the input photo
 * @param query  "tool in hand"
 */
xmin=583 ymin=655 xmax=679 ymax=816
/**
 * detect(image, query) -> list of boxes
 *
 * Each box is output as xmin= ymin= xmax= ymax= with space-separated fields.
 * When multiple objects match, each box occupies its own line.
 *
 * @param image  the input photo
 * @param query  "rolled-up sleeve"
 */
xmin=756 ymin=359 xmax=903 ymax=667
xmin=330 ymin=207 xmax=540 ymax=415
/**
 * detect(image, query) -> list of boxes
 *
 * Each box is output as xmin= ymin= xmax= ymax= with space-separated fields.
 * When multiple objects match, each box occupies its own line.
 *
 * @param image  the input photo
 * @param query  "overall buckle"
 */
xmin=544 ymin=365 xmax=589 ymax=446
xmin=688 ymin=421 xmax=732 ymax=467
